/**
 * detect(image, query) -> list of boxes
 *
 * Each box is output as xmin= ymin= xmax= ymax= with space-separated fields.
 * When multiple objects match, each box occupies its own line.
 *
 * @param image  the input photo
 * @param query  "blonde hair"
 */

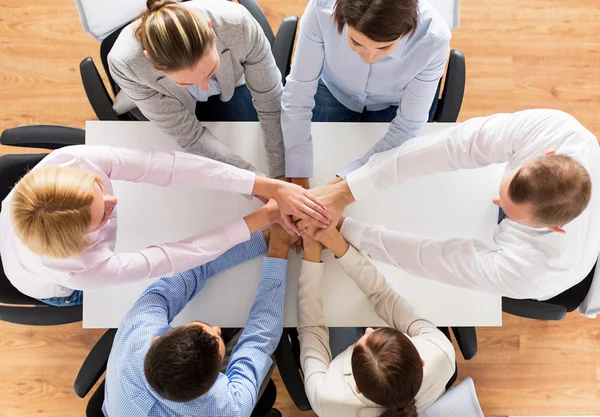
xmin=135 ymin=0 xmax=215 ymax=72
xmin=10 ymin=166 xmax=103 ymax=259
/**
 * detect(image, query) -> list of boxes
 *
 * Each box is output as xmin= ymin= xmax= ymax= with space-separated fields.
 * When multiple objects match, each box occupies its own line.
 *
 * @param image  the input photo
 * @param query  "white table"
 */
xmin=84 ymin=121 xmax=502 ymax=328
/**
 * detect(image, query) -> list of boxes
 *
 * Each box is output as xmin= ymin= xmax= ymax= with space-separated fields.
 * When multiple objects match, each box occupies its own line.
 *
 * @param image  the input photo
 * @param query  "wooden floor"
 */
xmin=0 ymin=0 xmax=599 ymax=415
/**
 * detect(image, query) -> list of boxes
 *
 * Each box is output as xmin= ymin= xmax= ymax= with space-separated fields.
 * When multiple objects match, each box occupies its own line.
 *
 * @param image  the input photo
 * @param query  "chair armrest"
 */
xmin=502 ymin=297 xmax=567 ymax=320
xmin=74 ymin=329 xmax=117 ymax=398
xmin=435 ymin=49 xmax=466 ymax=123
xmin=451 ymin=327 xmax=478 ymax=360
xmin=1 ymin=125 xmax=85 ymax=149
xmin=272 ymin=16 xmax=299 ymax=82
xmin=79 ymin=57 xmax=120 ymax=121
xmin=274 ymin=329 xmax=312 ymax=411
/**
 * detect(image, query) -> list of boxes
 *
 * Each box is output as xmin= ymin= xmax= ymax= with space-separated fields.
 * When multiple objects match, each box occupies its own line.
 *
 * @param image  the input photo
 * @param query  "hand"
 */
xmin=268 ymin=223 xmax=295 ymax=259
xmin=296 ymin=181 xmax=354 ymax=239
xmin=315 ymin=227 xmax=349 ymax=258
xmin=272 ymin=181 xmax=331 ymax=234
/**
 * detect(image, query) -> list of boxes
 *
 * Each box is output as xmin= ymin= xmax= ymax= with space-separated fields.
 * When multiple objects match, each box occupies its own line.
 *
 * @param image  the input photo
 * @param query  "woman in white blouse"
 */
xmin=297 ymin=225 xmax=455 ymax=416
xmin=0 ymin=145 xmax=329 ymax=307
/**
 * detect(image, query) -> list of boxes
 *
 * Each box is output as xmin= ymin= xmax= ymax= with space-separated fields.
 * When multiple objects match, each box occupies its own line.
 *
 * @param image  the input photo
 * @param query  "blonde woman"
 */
xmin=0 ymin=145 xmax=329 ymax=306
xmin=109 ymin=0 xmax=286 ymax=178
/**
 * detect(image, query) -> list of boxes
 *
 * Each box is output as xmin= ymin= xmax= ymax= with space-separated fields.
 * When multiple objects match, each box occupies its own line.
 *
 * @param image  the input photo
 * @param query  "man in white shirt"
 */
xmin=301 ymin=109 xmax=600 ymax=300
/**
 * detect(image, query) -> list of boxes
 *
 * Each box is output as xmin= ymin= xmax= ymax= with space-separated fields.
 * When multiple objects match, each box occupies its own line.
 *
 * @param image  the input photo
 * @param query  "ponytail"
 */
xmin=380 ymin=398 xmax=418 ymax=417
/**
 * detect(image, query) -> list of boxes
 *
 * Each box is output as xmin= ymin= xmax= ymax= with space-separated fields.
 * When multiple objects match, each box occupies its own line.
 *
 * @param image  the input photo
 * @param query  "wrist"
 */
xmin=252 ymin=177 xmax=279 ymax=199
xmin=323 ymin=234 xmax=349 ymax=258
xmin=334 ymin=181 xmax=354 ymax=206
xmin=303 ymin=245 xmax=322 ymax=262
xmin=268 ymin=245 xmax=289 ymax=259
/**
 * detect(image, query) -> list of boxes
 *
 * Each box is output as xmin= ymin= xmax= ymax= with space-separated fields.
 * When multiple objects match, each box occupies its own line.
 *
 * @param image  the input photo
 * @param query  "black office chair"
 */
xmin=79 ymin=0 xmax=298 ymax=122
xmin=0 ymin=125 xmax=85 ymax=325
xmin=75 ymin=329 xmax=282 ymax=417
xmin=275 ymin=327 xmax=460 ymax=411
xmin=433 ymin=49 xmax=466 ymax=123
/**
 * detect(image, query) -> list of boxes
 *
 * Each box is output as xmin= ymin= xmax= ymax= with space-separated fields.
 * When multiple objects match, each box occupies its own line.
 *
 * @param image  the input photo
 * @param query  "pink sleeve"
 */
xmin=68 ymin=218 xmax=251 ymax=290
xmin=56 ymin=145 xmax=256 ymax=195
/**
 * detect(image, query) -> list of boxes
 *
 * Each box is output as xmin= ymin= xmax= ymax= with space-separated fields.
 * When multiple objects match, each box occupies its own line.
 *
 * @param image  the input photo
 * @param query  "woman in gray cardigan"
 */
xmin=108 ymin=0 xmax=285 ymax=179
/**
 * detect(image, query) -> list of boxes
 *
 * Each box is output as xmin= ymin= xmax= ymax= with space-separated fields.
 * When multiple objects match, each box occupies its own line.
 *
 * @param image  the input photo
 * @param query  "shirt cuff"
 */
xmin=336 ymin=159 xmax=364 ymax=179
xmin=285 ymin=152 xmax=314 ymax=178
xmin=262 ymin=257 xmax=289 ymax=281
xmin=335 ymin=245 xmax=363 ymax=270
xmin=224 ymin=218 xmax=252 ymax=247
xmin=340 ymin=217 xmax=366 ymax=250
xmin=246 ymin=231 xmax=269 ymax=257
xmin=231 ymin=171 xmax=257 ymax=196
xmin=346 ymin=164 xmax=378 ymax=201
xmin=299 ymin=259 xmax=325 ymax=283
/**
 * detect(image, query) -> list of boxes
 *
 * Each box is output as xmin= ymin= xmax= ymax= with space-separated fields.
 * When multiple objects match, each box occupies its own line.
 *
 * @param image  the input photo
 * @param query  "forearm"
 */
xmin=243 ymin=203 xmax=279 ymax=234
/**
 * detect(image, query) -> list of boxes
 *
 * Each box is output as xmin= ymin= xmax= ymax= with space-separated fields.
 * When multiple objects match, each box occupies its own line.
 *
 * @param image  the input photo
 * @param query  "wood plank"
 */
xmin=1 ymin=0 xmax=599 ymax=415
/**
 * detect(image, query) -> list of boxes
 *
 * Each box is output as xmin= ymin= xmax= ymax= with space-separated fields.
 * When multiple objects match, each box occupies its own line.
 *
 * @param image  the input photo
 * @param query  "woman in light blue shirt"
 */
xmin=282 ymin=0 xmax=451 ymax=185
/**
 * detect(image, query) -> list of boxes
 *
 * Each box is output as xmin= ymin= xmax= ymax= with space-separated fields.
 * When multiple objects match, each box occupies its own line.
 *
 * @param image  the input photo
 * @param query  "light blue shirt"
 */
xmin=187 ymin=75 xmax=221 ymax=102
xmin=281 ymin=0 xmax=451 ymax=178
xmin=102 ymin=232 xmax=288 ymax=417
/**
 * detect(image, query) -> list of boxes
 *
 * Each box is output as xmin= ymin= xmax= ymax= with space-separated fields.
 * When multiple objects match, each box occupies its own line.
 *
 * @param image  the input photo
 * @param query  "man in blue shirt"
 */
xmin=103 ymin=225 xmax=291 ymax=416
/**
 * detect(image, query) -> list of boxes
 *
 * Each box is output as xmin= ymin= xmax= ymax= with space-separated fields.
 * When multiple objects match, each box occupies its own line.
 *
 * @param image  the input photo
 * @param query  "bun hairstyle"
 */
xmin=135 ymin=0 xmax=215 ymax=72
xmin=351 ymin=328 xmax=423 ymax=417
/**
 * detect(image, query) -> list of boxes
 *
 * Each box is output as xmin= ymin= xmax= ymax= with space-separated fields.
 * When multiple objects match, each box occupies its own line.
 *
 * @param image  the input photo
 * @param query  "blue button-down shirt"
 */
xmin=103 ymin=232 xmax=289 ymax=417
xmin=187 ymin=75 xmax=222 ymax=102
xmin=281 ymin=0 xmax=451 ymax=178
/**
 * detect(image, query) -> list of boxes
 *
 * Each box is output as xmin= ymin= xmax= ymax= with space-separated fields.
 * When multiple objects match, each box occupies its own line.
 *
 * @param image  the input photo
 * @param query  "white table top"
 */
xmin=84 ymin=121 xmax=502 ymax=328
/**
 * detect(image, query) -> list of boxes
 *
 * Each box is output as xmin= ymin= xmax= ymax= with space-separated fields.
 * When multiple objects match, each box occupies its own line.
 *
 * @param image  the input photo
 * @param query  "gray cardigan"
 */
xmin=108 ymin=0 xmax=285 ymax=177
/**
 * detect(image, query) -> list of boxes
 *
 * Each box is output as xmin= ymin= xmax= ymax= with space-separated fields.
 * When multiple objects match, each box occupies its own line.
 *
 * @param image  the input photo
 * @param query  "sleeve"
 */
xmin=240 ymin=6 xmax=285 ymax=178
xmin=226 ymin=257 xmax=288 ymax=416
xmin=68 ymin=219 xmax=252 ymax=290
xmin=340 ymin=217 xmax=548 ymax=299
xmin=296 ymin=260 xmax=329 ymax=415
xmin=336 ymin=245 xmax=439 ymax=336
xmin=123 ymin=232 xmax=267 ymax=325
xmin=337 ymin=43 xmax=450 ymax=178
xmin=107 ymin=53 xmax=258 ymax=173
xmin=65 ymin=145 xmax=255 ymax=195
xmin=280 ymin=0 xmax=325 ymax=178
xmin=345 ymin=109 xmax=577 ymax=200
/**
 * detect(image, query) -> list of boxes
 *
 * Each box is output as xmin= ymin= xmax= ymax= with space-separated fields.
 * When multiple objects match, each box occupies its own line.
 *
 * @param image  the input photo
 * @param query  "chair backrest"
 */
xmin=0 ymin=153 xmax=49 ymax=306
xmin=420 ymin=377 xmax=484 ymax=417
xmin=100 ymin=24 xmax=128 ymax=97
xmin=238 ymin=0 xmax=276 ymax=45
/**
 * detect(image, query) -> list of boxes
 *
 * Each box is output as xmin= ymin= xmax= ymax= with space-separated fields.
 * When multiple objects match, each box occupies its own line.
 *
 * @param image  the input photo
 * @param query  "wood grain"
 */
xmin=1 ymin=0 xmax=600 ymax=415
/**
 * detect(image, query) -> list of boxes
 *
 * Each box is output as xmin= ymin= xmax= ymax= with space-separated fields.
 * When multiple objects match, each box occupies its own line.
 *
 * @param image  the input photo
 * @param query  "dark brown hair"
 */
xmin=144 ymin=325 xmax=222 ymax=402
xmin=351 ymin=328 xmax=423 ymax=417
xmin=135 ymin=0 xmax=215 ymax=72
xmin=333 ymin=0 xmax=418 ymax=42
xmin=508 ymin=154 xmax=592 ymax=226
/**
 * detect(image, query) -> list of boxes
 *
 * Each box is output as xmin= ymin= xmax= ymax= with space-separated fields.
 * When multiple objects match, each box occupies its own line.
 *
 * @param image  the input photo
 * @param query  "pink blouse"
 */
xmin=0 ymin=145 xmax=256 ymax=299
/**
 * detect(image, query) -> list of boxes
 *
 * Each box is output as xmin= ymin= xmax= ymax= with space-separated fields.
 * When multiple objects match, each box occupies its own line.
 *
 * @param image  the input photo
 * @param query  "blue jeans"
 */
xmin=39 ymin=290 xmax=83 ymax=307
xmin=312 ymin=80 xmax=438 ymax=123
xmin=195 ymin=85 xmax=259 ymax=122
xmin=329 ymin=327 xmax=366 ymax=358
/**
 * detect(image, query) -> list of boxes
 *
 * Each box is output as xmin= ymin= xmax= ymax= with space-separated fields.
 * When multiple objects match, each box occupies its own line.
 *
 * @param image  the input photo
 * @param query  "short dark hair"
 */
xmin=333 ymin=0 xmax=418 ymax=42
xmin=508 ymin=154 xmax=592 ymax=226
xmin=351 ymin=328 xmax=423 ymax=417
xmin=144 ymin=325 xmax=222 ymax=402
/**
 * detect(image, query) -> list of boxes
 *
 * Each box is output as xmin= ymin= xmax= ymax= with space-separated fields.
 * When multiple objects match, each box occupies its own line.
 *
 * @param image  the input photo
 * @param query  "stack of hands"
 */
xmin=260 ymin=177 xmax=355 ymax=257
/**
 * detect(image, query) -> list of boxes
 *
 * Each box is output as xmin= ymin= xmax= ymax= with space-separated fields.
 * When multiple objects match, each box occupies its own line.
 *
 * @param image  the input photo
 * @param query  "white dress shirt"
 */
xmin=344 ymin=109 xmax=600 ymax=300
xmin=297 ymin=246 xmax=456 ymax=416
xmin=282 ymin=0 xmax=451 ymax=178
xmin=186 ymin=75 xmax=222 ymax=102
xmin=0 ymin=145 xmax=256 ymax=299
